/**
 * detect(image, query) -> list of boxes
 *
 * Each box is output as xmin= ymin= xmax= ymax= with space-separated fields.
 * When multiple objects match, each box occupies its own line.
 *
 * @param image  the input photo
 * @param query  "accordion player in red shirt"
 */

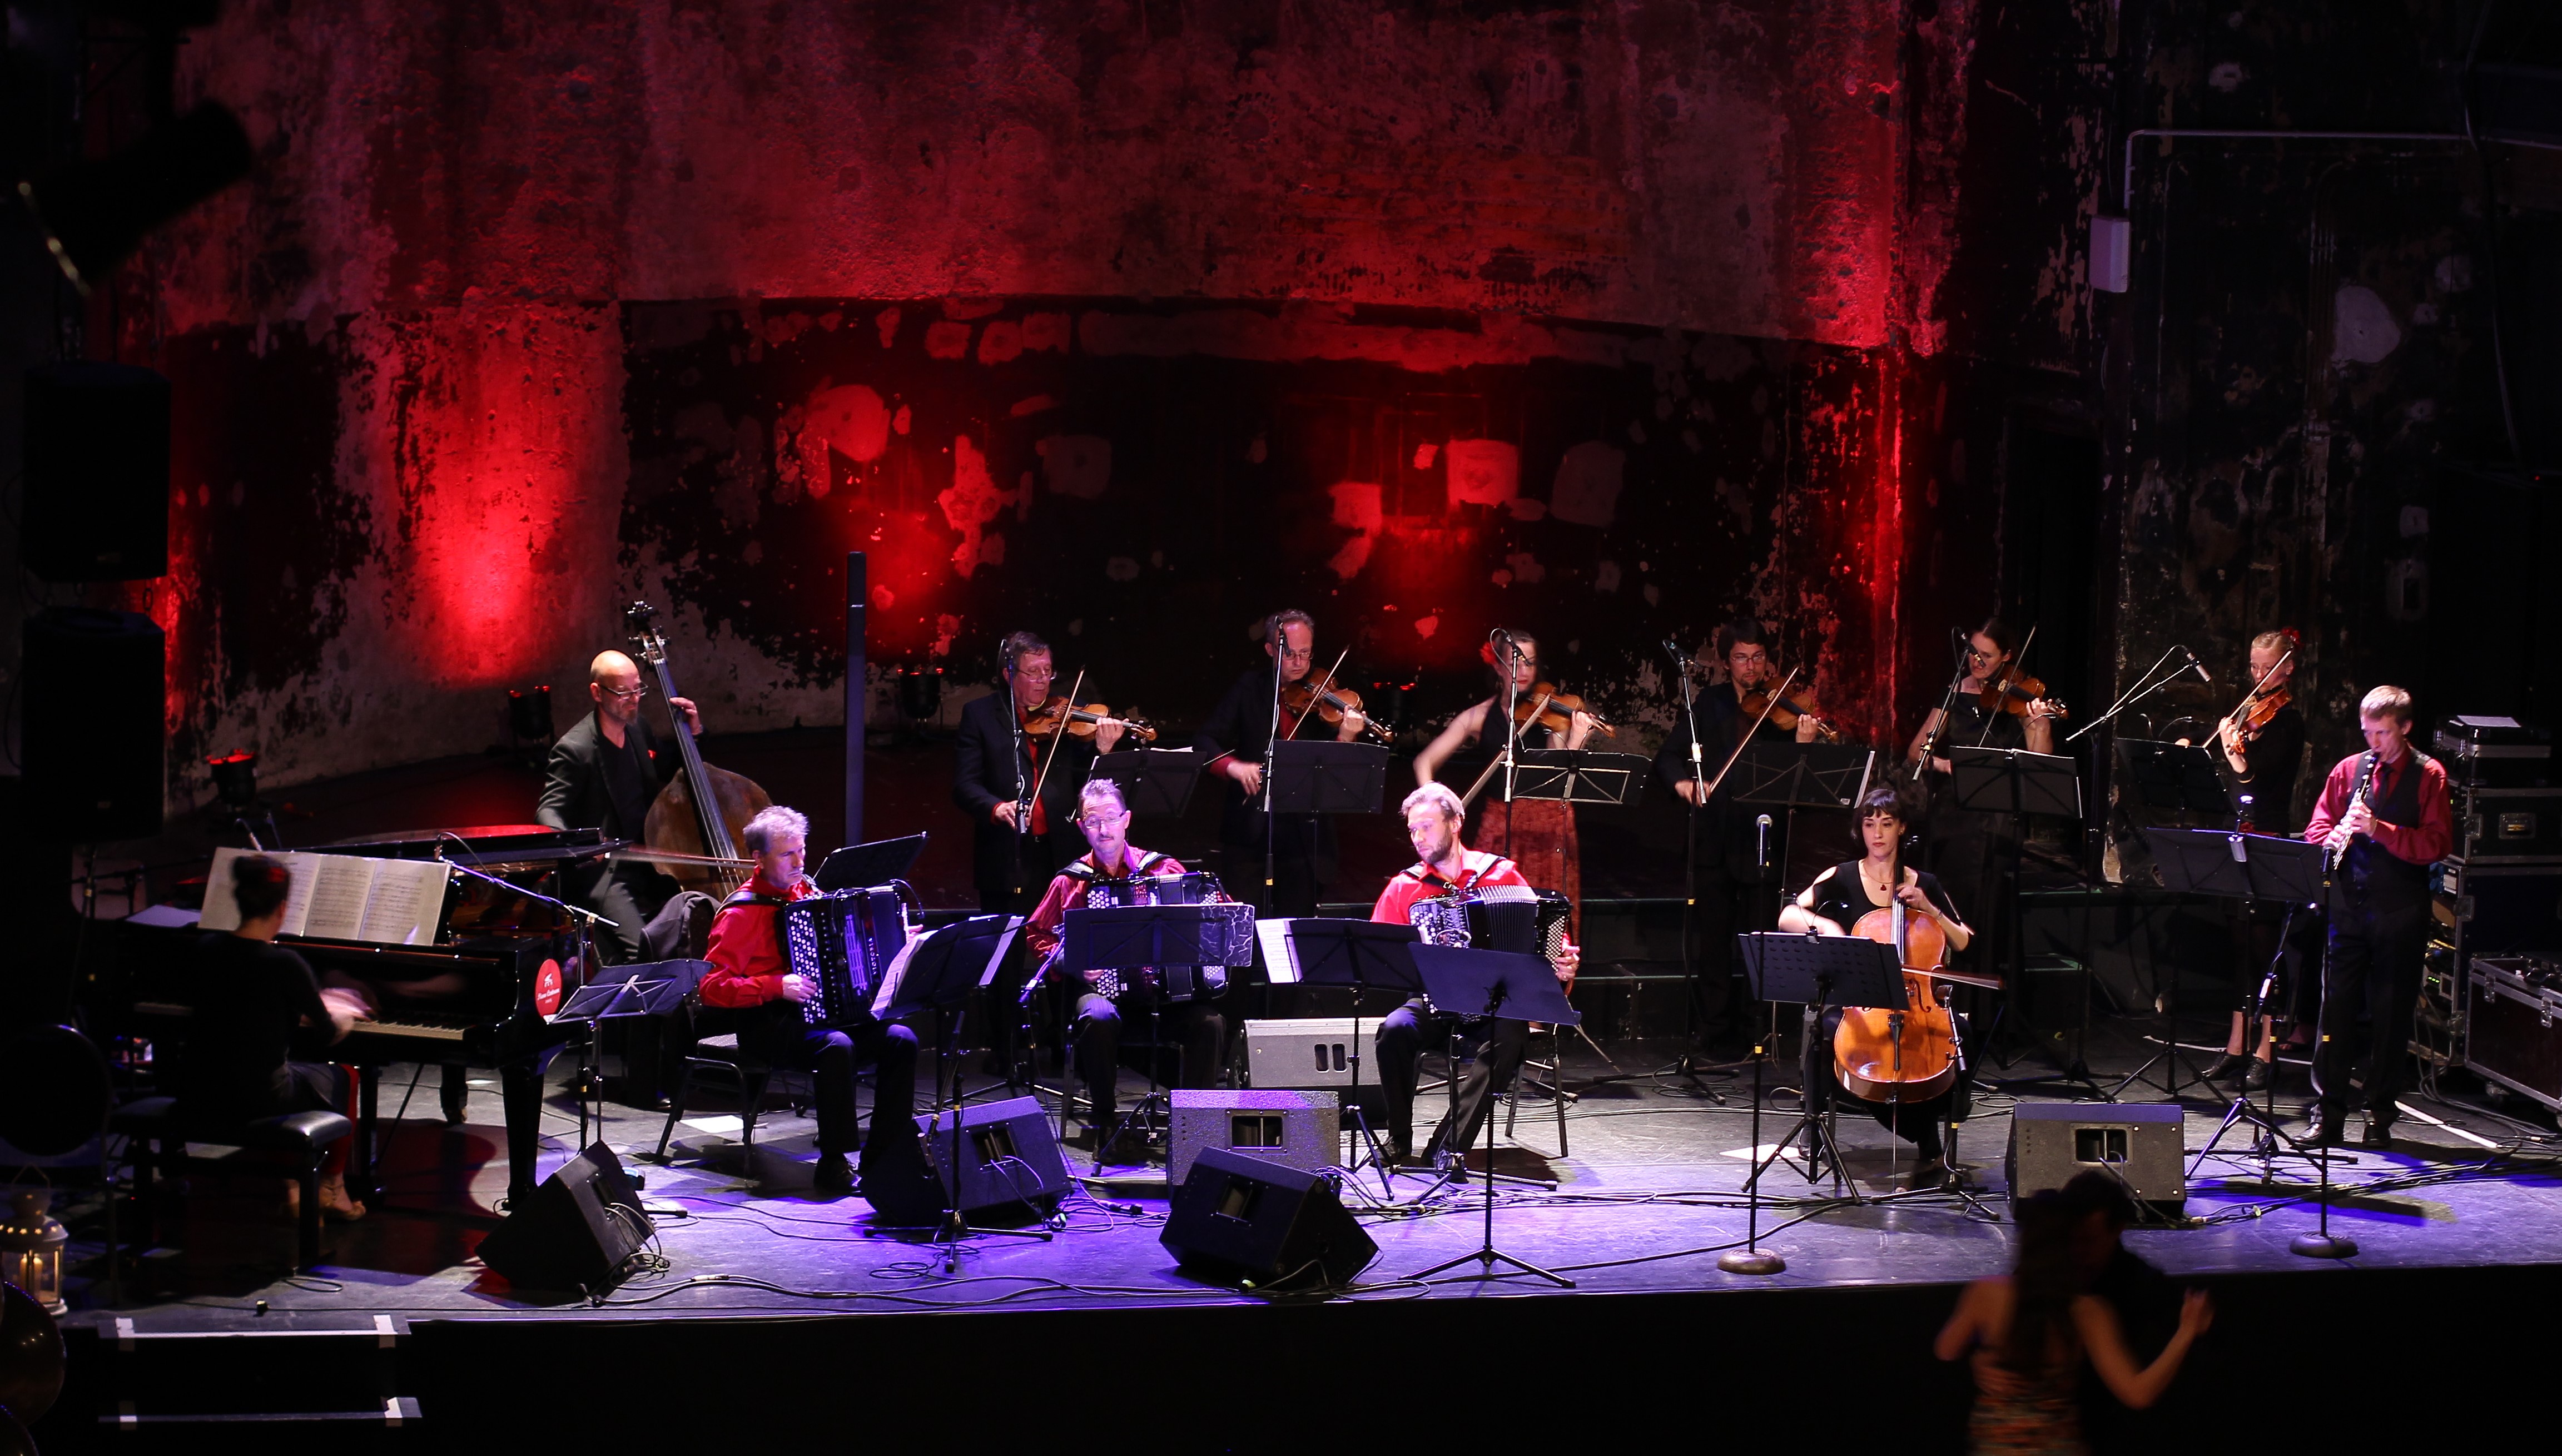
xmin=1370 ymin=782 xmax=1579 ymax=1166
xmin=694 ymin=806 xmax=922 ymax=1195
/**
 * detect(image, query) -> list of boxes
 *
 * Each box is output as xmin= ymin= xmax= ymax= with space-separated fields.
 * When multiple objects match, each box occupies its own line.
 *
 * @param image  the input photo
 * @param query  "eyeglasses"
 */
xmin=603 ymin=684 xmax=647 ymax=698
xmin=1076 ymin=813 xmax=1126 ymax=831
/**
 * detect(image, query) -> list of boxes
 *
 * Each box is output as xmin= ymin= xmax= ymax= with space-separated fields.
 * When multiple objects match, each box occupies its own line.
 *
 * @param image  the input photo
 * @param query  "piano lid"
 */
xmin=313 ymin=825 xmax=620 ymax=866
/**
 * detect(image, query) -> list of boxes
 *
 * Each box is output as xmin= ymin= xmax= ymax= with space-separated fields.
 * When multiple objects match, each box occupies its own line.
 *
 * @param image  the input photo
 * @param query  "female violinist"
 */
xmin=1194 ymin=609 xmax=1368 ymax=916
xmin=2199 ymin=628 xmax=2309 ymax=1089
xmin=1413 ymin=630 xmax=1598 ymax=936
xmin=1901 ymin=618 xmax=2055 ymax=984
xmin=1778 ymin=784 xmax=1975 ymax=1182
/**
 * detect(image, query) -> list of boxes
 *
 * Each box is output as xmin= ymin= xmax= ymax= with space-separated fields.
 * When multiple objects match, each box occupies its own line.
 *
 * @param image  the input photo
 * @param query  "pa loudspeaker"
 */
xmin=2006 ymin=1102 xmax=2186 ymax=1215
xmin=1168 ymin=1088 xmax=1337 ymax=1186
xmin=1160 ymin=1147 xmax=1377 ymax=1290
xmin=22 ymin=362 xmax=170 ymax=582
xmin=475 ymin=1143 xmax=651 ymax=1293
xmin=866 ymin=1095 xmax=1071 ymax=1229
xmin=22 ymin=608 xmax=163 ymax=841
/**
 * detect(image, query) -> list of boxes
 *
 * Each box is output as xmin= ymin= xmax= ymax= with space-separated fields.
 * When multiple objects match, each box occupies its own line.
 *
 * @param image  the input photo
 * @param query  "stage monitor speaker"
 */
xmin=21 ymin=608 xmax=164 ymax=841
xmin=2007 ymin=1102 xmax=2185 ymax=1214
xmin=22 ymin=362 xmax=170 ymax=582
xmin=868 ymin=1095 xmax=1073 ymax=1229
xmin=475 ymin=1142 xmax=651 ymax=1293
xmin=1243 ymin=1016 xmax=1386 ymax=1091
xmin=1160 ymin=1147 xmax=1377 ymax=1290
xmin=1169 ymin=1088 xmax=1338 ymax=1185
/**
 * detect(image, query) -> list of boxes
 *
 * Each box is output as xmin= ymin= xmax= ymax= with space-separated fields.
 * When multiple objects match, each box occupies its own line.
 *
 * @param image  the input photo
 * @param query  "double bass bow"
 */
xmin=624 ymin=602 xmax=772 ymax=897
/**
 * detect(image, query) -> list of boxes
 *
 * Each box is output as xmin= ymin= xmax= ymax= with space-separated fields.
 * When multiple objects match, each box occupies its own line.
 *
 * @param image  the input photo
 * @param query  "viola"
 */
xmin=1022 ymin=697 xmax=1158 ymax=744
xmin=625 ymin=602 xmax=772 ymax=897
xmin=1509 ymin=682 xmax=1617 ymax=738
xmin=1279 ymin=668 xmax=1390 ymax=746
xmin=1831 ymin=869 xmax=1960 ymax=1105
xmin=1737 ymin=682 xmax=1839 ymax=742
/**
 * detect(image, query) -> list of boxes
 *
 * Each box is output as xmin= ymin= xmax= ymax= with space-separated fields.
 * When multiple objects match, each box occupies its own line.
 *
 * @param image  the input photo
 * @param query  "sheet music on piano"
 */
xmin=200 ymin=846 xmax=451 ymax=945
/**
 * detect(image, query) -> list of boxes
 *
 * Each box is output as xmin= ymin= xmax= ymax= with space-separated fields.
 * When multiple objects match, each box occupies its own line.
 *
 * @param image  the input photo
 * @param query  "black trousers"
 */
xmin=1073 ymin=993 xmax=1227 ymax=1129
xmin=721 ymin=1003 xmax=922 ymax=1160
xmin=1692 ymin=868 xmax=1770 ymax=1049
xmin=1373 ymin=1002 xmax=1531 ymax=1156
xmin=2312 ymin=882 xmax=2429 ymax=1121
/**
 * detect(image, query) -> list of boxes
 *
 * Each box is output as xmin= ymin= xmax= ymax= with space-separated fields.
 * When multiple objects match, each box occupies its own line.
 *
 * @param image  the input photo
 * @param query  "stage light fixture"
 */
xmin=895 ymin=663 xmax=944 ymax=722
xmin=205 ymin=748 xmax=257 ymax=814
xmin=508 ymin=685 xmax=554 ymax=741
xmin=17 ymin=102 xmax=251 ymax=294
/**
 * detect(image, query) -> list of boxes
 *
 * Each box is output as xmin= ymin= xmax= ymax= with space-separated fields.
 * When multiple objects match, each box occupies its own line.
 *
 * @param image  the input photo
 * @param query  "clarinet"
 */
xmin=2326 ymin=749 xmax=2380 ymax=873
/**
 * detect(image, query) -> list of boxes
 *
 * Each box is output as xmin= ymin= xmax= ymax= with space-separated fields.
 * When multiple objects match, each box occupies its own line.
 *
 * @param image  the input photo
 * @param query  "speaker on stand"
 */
xmin=22 ymin=608 xmax=165 ymax=843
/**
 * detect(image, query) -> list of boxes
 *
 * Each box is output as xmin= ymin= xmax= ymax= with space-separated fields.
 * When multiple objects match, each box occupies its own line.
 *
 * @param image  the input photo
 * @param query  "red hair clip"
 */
xmin=1478 ymin=641 xmax=1501 ymax=669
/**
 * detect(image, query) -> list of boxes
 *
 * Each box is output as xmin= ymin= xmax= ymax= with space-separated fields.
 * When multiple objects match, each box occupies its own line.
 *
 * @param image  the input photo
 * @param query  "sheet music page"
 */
xmin=299 ymin=856 xmax=378 ymax=941
xmin=198 ymin=846 xmax=247 ymax=932
xmin=868 ymin=935 xmax=922 ymax=1020
xmin=272 ymin=852 xmax=322 ymax=936
xmin=356 ymin=858 xmax=449 ymax=945
xmin=1253 ymin=919 xmax=1301 ymax=984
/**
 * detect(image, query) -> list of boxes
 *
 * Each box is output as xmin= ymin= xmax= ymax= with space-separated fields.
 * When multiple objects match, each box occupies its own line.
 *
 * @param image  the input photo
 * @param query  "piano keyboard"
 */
xmin=349 ymin=1016 xmax=471 ymax=1042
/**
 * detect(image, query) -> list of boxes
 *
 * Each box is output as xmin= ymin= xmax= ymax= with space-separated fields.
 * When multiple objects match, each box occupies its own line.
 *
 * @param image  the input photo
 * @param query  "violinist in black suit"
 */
xmin=1194 ymin=609 xmax=1371 ymax=918
xmin=952 ymin=632 xmax=1126 ymax=914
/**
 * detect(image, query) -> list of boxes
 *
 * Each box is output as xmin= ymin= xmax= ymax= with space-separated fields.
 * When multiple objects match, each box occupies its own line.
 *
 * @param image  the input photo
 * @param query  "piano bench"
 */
xmin=110 ymin=1096 xmax=354 ymax=1273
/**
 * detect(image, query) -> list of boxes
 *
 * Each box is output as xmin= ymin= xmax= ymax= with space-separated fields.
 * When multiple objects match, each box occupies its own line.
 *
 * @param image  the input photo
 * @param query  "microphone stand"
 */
xmin=1667 ymin=642 xmax=1711 ymax=1080
xmin=1263 ymin=614 xmax=1285 ymax=916
xmin=1912 ymin=630 xmax=1969 ymax=783
xmin=2064 ymin=645 xmax=2194 ymax=745
xmin=435 ymin=836 xmax=619 ymax=1146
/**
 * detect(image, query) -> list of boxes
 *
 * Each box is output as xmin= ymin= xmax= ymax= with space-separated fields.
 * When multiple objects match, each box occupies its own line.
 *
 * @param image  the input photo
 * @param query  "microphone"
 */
xmin=1756 ymin=813 xmax=1772 ymax=869
xmin=2183 ymin=647 xmax=2212 ymax=684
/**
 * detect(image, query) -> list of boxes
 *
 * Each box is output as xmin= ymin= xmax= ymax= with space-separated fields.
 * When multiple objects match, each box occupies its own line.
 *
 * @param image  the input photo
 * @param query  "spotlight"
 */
xmin=896 ymin=663 xmax=945 ymax=722
xmin=18 ymin=102 xmax=252 ymax=294
xmin=205 ymin=749 xmax=257 ymax=814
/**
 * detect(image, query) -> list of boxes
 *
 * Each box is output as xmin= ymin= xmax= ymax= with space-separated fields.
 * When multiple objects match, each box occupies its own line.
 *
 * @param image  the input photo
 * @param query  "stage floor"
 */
xmin=71 ymin=1025 xmax=2562 ymax=1328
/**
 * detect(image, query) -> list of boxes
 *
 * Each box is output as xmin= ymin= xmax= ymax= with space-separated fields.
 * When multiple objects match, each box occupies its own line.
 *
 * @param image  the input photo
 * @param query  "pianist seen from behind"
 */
xmin=176 ymin=854 xmax=374 ymax=1221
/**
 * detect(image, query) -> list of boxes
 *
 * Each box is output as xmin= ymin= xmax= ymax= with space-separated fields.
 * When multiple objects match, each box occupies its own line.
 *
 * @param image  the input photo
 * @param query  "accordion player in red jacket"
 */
xmin=695 ymin=806 xmax=921 ymax=1195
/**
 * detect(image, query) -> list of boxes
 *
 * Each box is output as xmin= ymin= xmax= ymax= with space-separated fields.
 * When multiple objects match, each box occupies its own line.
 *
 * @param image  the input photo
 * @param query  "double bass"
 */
xmin=1831 ymin=869 xmax=1960 ymax=1105
xmin=624 ymin=602 xmax=772 ymax=896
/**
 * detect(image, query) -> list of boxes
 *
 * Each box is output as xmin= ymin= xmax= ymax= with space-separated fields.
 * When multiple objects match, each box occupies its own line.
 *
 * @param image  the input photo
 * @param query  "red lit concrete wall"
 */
xmin=117 ymin=0 xmax=1979 ymax=797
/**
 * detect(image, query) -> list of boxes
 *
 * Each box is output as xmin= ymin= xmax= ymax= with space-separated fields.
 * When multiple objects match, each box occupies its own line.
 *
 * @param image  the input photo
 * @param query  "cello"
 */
xmin=623 ymin=602 xmax=772 ymax=897
xmin=1831 ymin=869 xmax=1961 ymax=1105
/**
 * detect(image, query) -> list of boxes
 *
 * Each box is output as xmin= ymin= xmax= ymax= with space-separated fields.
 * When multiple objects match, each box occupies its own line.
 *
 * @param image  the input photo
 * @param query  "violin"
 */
xmin=2213 ymin=649 xmax=2296 ymax=757
xmin=1831 ymin=869 xmax=1960 ymax=1105
xmin=1979 ymin=664 xmax=2066 ymax=720
xmin=1022 ymin=697 xmax=1158 ymax=744
xmin=1279 ymin=668 xmax=1391 ymax=747
xmin=1737 ymin=683 xmax=1839 ymax=742
xmin=1510 ymin=683 xmax=1617 ymax=738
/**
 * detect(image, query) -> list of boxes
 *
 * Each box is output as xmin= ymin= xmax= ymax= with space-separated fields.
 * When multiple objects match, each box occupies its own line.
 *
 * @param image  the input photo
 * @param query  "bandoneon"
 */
xmin=780 ymin=882 xmax=916 ymax=1028
xmin=1406 ymin=884 xmax=1572 ymax=1011
xmin=1076 ymin=872 xmax=1251 ymax=1003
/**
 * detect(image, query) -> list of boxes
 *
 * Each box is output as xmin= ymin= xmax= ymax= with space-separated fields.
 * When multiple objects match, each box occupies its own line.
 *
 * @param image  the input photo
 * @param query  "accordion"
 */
xmin=1407 ymin=884 xmax=1574 ymax=1012
xmin=779 ymin=882 xmax=916 ymax=1028
xmin=1075 ymin=872 xmax=1250 ymax=1003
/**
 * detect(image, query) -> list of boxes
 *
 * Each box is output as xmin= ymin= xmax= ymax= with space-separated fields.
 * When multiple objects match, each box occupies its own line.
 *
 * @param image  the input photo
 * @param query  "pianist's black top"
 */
xmin=174 ymin=932 xmax=334 ymax=1123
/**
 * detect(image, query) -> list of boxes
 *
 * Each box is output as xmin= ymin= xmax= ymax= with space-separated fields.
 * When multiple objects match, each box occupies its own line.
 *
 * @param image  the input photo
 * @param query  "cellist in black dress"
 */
xmin=1779 ymin=785 xmax=1975 ymax=1181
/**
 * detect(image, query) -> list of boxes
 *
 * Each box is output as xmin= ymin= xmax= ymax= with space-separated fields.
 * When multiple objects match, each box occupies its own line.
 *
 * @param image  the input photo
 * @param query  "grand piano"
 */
xmin=108 ymin=825 xmax=619 ymax=1209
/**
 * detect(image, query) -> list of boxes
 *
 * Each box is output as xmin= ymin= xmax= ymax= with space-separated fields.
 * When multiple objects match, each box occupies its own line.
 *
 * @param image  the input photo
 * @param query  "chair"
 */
xmin=108 ymin=1096 xmax=352 ymax=1273
xmin=651 ymin=1032 xmax=784 ymax=1160
xmin=1501 ymin=1024 xmax=1573 ymax=1156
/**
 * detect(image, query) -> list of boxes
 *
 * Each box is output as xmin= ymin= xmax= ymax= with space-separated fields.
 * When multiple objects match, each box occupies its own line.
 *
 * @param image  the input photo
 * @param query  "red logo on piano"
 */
xmin=535 ymin=958 xmax=564 ymax=1017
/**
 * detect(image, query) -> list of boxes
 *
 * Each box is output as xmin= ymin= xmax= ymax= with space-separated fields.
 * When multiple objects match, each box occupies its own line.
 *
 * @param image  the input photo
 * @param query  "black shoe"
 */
xmin=812 ymin=1152 xmax=855 ymax=1194
xmin=2201 ymin=1052 xmax=2248 ymax=1081
xmin=2242 ymin=1059 xmax=2272 ymax=1093
xmin=2359 ymin=1114 xmax=2395 ymax=1148
xmin=2306 ymin=1113 xmax=2345 ymax=1147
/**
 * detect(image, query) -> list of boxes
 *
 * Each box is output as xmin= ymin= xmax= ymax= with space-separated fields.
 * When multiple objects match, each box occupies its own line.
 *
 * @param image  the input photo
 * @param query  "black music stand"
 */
xmin=1264 ymin=739 xmax=1389 ymax=814
xmin=1062 ymin=903 xmax=1249 ymax=1170
xmin=1089 ymin=748 xmax=1203 ymax=817
xmin=557 ymin=960 xmax=704 ymax=1148
xmin=1263 ymin=917 xmax=1423 ymax=1196
xmin=1494 ymin=749 xmax=1657 ymax=806
xmin=815 ymin=834 xmax=930 ymax=892
xmin=881 ymin=915 xmax=1024 ymax=1111
xmin=1736 ymin=931 xmax=1905 ymax=1198
xmin=2143 ymin=829 xmax=2333 ymax=1184
xmin=1402 ymin=945 xmax=1582 ymax=1288
xmin=2115 ymin=739 xmax=2233 ymax=821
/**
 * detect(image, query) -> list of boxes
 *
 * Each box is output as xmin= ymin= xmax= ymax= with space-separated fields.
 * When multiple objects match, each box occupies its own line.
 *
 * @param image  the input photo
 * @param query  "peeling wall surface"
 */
xmin=105 ymin=0 xmax=1977 ymax=794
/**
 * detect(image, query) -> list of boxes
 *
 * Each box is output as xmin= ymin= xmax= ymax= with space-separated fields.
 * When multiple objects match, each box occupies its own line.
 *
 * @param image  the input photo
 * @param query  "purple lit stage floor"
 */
xmin=77 ymin=1034 xmax=2562 ymax=1326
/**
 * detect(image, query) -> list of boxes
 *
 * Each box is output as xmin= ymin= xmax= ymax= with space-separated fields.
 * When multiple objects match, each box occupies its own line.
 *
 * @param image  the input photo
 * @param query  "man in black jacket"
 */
xmin=537 ymin=649 xmax=713 ymax=963
xmin=1195 ymin=609 xmax=1369 ymax=917
xmin=952 ymin=632 xmax=1124 ymax=913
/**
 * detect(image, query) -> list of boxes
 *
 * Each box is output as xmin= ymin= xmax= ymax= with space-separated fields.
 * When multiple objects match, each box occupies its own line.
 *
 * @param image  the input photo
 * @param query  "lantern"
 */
xmin=0 ymin=1191 xmax=67 ymax=1315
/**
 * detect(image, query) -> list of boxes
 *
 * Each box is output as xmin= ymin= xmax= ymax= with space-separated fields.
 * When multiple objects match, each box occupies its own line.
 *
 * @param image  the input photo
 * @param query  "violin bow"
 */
xmin=1024 ymin=666 xmax=1087 ymax=817
xmin=1459 ymin=688 xmax=1557 ymax=807
xmin=1700 ymin=666 xmax=1796 ymax=804
xmin=2217 ymin=648 xmax=2295 ymax=749
xmin=1280 ymin=647 xmax=1352 ymax=744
